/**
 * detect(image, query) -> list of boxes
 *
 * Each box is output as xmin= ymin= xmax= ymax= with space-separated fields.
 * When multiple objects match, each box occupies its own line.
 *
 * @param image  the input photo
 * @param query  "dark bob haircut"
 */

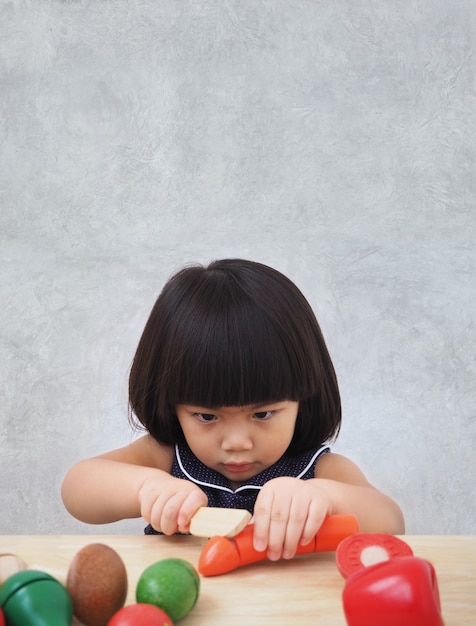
xmin=129 ymin=259 xmax=341 ymax=455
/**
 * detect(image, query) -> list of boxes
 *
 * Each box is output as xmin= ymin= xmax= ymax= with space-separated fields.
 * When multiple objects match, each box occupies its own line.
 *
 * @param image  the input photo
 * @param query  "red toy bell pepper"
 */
xmin=342 ymin=555 xmax=444 ymax=626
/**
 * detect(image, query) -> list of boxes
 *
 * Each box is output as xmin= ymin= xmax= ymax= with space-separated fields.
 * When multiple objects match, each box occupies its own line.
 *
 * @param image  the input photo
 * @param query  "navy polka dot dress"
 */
xmin=144 ymin=441 xmax=330 ymax=534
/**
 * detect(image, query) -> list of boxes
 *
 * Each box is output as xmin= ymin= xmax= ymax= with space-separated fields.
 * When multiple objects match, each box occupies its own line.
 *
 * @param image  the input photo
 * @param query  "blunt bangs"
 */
xmin=169 ymin=293 xmax=304 ymax=409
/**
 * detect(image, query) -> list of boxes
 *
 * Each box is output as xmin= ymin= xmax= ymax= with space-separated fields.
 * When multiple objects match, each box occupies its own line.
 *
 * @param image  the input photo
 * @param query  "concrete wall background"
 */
xmin=1 ymin=0 xmax=475 ymax=535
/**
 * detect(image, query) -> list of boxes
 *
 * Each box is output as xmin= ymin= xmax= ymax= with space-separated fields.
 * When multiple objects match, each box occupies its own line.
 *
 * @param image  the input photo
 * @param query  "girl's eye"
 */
xmin=194 ymin=413 xmax=217 ymax=423
xmin=253 ymin=410 xmax=273 ymax=420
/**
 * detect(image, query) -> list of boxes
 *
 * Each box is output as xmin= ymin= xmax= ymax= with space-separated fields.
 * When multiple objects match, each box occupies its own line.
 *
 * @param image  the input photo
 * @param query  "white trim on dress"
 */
xmin=174 ymin=443 xmax=330 ymax=494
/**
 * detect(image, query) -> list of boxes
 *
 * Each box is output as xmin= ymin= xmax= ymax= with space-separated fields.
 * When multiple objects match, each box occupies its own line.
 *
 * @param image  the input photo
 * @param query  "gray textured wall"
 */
xmin=1 ymin=1 xmax=475 ymax=535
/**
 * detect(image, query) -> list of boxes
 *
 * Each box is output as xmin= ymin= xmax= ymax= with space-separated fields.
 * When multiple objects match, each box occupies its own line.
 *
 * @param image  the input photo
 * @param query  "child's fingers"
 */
xmin=266 ymin=506 xmax=291 ymax=561
xmin=139 ymin=488 xmax=163 ymax=529
xmin=253 ymin=480 xmax=330 ymax=560
xmin=252 ymin=490 xmax=275 ymax=553
xmin=278 ymin=490 xmax=324 ymax=559
xmin=280 ymin=500 xmax=311 ymax=559
xmin=177 ymin=490 xmax=208 ymax=532
xmin=298 ymin=499 xmax=327 ymax=548
xmin=158 ymin=488 xmax=207 ymax=534
xmin=155 ymin=492 xmax=183 ymax=534
xmin=254 ymin=489 xmax=294 ymax=561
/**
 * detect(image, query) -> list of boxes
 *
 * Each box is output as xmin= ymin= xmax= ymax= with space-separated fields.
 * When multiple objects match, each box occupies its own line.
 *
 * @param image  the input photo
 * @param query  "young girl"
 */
xmin=62 ymin=259 xmax=404 ymax=561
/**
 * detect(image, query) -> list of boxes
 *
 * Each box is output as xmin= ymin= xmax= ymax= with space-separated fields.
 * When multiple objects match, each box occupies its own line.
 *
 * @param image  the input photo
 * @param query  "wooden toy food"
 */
xmin=107 ymin=603 xmax=174 ymax=625
xmin=0 ymin=554 xmax=27 ymax=586
xmin=66 ymin=543 xmax=128 ymax=626
xmin=199 ymin=513 xmax=359 ymax=576
xmin=342 ymin=556 xmax=445 ymax=626
xmin=336 ymin=532 xmax=414 ymax=578
xmin=0 ymin=569 xmax=73 ymax=626
xmin=136 ymin=558 xmax=200 ymax=622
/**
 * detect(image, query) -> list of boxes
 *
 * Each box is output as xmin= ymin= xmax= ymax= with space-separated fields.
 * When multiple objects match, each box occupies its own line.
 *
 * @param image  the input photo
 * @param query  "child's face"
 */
xmin=175 ymin=401 xmax=299 ymax=486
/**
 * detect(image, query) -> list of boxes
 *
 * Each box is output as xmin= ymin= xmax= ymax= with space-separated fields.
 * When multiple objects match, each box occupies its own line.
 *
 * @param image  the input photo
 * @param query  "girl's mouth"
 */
xmin=223 ymin=463 xmax=254 ymax=474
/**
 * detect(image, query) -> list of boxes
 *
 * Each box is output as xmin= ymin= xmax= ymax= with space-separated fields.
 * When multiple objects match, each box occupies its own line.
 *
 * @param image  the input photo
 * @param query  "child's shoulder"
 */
xmin=98 ymin=434 xmax=175 ymax=470
xmin=314 ymin=452 xmax=372 ymax=486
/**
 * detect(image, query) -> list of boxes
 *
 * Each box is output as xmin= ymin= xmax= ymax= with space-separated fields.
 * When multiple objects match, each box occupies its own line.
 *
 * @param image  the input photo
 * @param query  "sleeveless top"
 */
xmin=144 ymin=441 xmax=330 ymax=535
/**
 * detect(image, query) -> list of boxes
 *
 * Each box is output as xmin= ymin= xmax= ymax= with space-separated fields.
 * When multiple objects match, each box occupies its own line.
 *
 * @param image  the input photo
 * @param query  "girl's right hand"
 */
xmin=138 ymin=473 xmax=208 ymax=535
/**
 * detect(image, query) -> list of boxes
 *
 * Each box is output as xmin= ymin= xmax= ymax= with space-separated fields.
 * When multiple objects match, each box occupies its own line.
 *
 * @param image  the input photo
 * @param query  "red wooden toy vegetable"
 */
xmin=0 ymin=607 xmax=5 ymax=626
xmin=342 ymin=556 xmax=445 ymax=626
xmin=107 ymin=603 xmax=173 ymax=625
xmin=336 ymin=532 xmax=414 ymax=578
xmin=198 ymin=514 xmax=359 ymax=576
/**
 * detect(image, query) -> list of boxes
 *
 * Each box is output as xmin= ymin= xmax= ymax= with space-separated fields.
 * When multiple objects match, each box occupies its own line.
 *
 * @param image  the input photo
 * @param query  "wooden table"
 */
xmin=1 ymin=535 xmax=474 ymax=625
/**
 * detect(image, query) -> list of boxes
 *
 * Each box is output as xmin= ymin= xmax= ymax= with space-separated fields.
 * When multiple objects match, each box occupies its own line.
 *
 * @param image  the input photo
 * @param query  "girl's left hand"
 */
xmin=252 ymin=477 xmax=332 ymax=561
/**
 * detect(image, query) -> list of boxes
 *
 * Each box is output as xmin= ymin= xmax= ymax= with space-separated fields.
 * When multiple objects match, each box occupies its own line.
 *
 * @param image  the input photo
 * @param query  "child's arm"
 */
xmin=61 ymin=435 xmax=208 ymax=534
xmin=313 ymin=452 xmax=405 ymax=532
xmin=252 ymin=453 xmax=404 ymax=561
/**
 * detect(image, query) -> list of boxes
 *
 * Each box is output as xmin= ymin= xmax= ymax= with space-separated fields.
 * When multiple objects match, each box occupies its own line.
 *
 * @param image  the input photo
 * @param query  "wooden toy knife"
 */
xmin=189 ymin=507 xmax=252 ymax=538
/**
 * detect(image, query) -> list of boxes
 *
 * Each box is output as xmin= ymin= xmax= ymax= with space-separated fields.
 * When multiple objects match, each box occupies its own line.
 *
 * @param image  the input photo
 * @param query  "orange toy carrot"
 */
xmin=198 ymin=514 xmax=359 ymax=576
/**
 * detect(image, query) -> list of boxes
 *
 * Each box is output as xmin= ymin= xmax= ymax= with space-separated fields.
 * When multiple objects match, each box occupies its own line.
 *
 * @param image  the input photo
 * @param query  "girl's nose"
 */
xmin=221 ymin=427 xmax=253 ymax=451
